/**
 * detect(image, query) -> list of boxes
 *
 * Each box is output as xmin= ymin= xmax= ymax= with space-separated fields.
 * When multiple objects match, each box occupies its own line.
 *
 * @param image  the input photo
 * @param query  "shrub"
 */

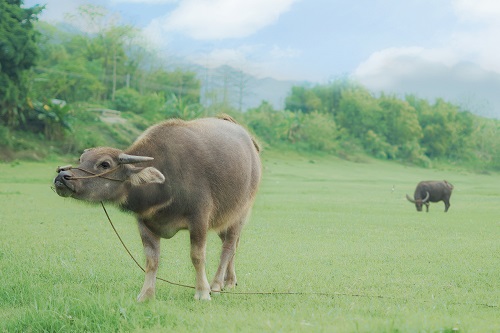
xmin=300 ymin=112 xmax=338 ymax=151
xmin=0 ymin=125 xmax=12 ymax=148
xmin=113 ymin=88 xmax=142 ymax=113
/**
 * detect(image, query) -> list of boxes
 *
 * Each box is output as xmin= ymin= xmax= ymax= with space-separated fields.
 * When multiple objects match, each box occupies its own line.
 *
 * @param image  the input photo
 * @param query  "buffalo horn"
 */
xmin=422 ymin=191 xmax=430 ymax=203
xmin=405 ymin=194 xmax=415 ymax=203
xmin=118 ymin=153 xmax=154 ymax=164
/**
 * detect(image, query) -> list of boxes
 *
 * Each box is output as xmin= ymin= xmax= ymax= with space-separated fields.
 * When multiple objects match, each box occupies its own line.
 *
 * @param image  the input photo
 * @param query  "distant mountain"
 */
xmin=191 ymin=64 xmax=304 ymax=111
xmin=246 ymin=76 xmax=303 ymax=110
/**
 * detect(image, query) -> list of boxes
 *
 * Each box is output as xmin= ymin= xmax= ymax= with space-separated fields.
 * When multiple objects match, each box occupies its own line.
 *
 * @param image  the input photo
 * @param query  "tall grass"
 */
xmin=0 ymin=152 xmax=498 ymax=332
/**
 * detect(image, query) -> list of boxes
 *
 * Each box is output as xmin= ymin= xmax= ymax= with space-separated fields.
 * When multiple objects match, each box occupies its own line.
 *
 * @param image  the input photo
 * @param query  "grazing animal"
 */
xmin=406 ymin=180 xmax=454 ymax=212
xmin=53 ymin=116 xmax=262 ymax=301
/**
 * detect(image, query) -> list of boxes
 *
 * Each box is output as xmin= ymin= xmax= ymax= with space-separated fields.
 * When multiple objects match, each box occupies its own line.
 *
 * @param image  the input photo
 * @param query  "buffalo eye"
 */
xmin=100 ymin=161 xmax=111 ymax=169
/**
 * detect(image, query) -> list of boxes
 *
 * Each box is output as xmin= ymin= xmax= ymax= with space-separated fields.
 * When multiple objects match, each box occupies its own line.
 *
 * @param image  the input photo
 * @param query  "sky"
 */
xmin=23 ymin=0 xmax=500 ymax=117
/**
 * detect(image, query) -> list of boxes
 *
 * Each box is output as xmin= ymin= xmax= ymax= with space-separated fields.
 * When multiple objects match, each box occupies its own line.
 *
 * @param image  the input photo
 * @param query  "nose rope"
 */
xmin=57 ymin=165 xmax=125 ymax=182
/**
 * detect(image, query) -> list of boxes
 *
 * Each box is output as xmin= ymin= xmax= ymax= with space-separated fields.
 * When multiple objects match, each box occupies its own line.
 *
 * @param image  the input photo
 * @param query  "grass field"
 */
xmin=1 ymin=150 xmax=499 ymax=332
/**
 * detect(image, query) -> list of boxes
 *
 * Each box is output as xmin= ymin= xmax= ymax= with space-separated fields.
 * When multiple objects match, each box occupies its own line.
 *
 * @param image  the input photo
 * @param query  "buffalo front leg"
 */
xmin=137 ymin=219 xmax=160 ymax=302
xmin=444 ymin=200 xmax=450 ymax=212
xmin=189 ymin=224 xmax=211 ymax=300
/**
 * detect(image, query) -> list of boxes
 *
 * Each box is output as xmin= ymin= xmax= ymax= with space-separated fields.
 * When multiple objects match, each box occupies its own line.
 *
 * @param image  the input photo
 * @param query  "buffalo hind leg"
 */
xmin=137 ymin=219 xmax=160 ymax=302
xmin=211 ymin=213 xmax=246 ymax=293
xmin=223 ymin=235 xmax=240 ymax=289
xmin=189 ymin=221 xmax=211 ymax=300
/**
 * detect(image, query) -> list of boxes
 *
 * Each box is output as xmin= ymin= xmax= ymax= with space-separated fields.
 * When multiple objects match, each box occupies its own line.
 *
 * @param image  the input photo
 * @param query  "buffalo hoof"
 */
xmin=194 ymin=290 xmax=211 ymax=301
xmin=224 ymin=278 xmax=237 ymax=289
xmin=210 ymin=282 xmax=223 ymax=294
xmin=137 ymin=288 xmax=155 ymax=302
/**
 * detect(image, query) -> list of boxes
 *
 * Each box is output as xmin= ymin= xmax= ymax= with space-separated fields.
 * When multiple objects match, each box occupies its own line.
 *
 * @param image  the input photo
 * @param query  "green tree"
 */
xmin=311 ymin=77 xmax=358 ymax=115
xmin=276 ymin=110 xmax=305 ymax=143
xmin=30 ymin=99 xmax=73 ymax=140
xmin=300 ymin=111 xmax=338 ymax=151
xmin=164 ymin=94 xmax=203 ymax=120
xmin=149 ymin=69 xmax=201 ymax=105
xmin=244 ymin=101 xmax=281 ymax=143
xmin=470 ymin=117 xmax=500 ymax=170
xmin=0 ymin=0 xmax=43 ymax=128
xmin=412 ymin=97 xmax=474 ymax=160
xmin=336 ymin=87 xmax=383 ymax=140
xmin=285 ymin=86 xmax=322 ymax=113
xmin=379 ymin=95 xmax=422 ymax=146
xmin=139 ymin=92 xmax=166 ymax=121
xmin=33 ymin=57 xmax=105 ymax=102
xmin=245 ymin=102 xmax=337 ymax=152
xmin=377 ymin=94 xmax=424 ymax=160
xmin=64 ymin=5 xmax=138 ymax=101
xmin=113 ymin=87 xmax=142 ymax=112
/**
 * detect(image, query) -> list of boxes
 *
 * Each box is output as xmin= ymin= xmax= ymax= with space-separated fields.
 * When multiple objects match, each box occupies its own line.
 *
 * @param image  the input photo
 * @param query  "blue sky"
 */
xmin=24 ymin=0 xmax=500 ymax=117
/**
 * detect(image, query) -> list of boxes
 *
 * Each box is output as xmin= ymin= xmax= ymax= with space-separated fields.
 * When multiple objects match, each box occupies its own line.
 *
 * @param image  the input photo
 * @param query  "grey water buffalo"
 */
xmin=53 ymin=116 xmax=262 ymax=301
xmin=406 ymin=180 xmax=454 ymax=212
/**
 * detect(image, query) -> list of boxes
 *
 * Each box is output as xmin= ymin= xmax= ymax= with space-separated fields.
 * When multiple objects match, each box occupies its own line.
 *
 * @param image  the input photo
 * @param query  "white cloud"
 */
xmin=270 ymin=45 xmax=301 ymax=59
xmin=151 ymin=0 xmax=298 ymax=40
xmin=453 ymin=0 xmax=500 ymax=21
xmin=194 ymin=48 xmax=250 ymax=68
xmin=449 ymin=0 xmax=500 ymax=74
xmin=189 ymin=45 xmax=265 ymax=75
xmin=187 ymin=44 xmax=303 ymax=80
xmin=352 ymin=1 xmax=500 ymax=117
xmin=142 ymin=18 xmax=170 ymax=45
xmin=353 ymin=47 xmax=500 ymax=117
xmin=110 ymin=0 xmax=177 ymax=3
xmin=24 ymin=0 xmax=94 ymax=22
xmin=450 ymin=27 xmax=500 ymax=74
xmin=353 ymin=47 xmax=458 ymax=84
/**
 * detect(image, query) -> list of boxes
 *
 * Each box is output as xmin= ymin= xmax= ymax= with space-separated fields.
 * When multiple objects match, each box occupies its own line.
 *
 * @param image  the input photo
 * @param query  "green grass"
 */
xmin=1 ymin=151 xmax=499 ymax=332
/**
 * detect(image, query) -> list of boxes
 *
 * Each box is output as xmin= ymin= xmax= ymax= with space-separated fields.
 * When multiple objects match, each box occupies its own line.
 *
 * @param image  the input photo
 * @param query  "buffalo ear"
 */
xmin=129 ymin=167 xmax=165 ymax=186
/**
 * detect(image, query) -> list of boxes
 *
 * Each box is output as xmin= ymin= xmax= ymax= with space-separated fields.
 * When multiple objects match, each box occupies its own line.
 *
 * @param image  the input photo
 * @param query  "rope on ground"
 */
xmin=100 ymin=202 xmax=498 ymax=308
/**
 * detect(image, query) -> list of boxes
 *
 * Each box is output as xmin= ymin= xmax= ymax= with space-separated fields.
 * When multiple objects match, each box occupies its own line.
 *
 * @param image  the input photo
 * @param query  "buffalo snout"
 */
xmin=55 ymin=170 xmax=73 ymax=181
xmin=54 ymin=169 xmax=76 ymax=196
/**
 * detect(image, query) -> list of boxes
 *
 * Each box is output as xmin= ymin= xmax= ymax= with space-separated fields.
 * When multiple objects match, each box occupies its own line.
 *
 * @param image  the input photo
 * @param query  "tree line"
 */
xmin=245 ymin=80 xmax=499 ymax=170
xmin=1 ymin=1 xmax=499 ymax=171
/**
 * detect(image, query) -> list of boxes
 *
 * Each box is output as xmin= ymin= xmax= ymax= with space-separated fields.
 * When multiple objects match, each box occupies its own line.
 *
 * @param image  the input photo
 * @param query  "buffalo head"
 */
xmin=406 ymin=191 xmax=430 ymax=212
xmin=54 ymin=147 xmax=165 ymax=203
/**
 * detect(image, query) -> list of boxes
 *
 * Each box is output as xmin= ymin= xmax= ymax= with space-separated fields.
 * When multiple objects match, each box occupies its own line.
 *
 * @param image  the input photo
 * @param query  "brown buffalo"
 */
xmin=406 ymin=180 xmax=454 ymax=212
xmin=54 ymin=116 xmax=261 ymax=301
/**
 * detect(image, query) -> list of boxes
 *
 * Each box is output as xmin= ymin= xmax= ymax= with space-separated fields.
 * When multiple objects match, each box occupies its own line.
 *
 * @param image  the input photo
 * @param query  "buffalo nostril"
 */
xmin=56 ymin=170 xmax=73 ymax=181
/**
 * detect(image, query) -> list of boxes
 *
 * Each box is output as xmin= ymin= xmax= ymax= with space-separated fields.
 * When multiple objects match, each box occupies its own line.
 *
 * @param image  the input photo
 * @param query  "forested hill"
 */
xmin=0 ymin=2 xmax=499 ymax=172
